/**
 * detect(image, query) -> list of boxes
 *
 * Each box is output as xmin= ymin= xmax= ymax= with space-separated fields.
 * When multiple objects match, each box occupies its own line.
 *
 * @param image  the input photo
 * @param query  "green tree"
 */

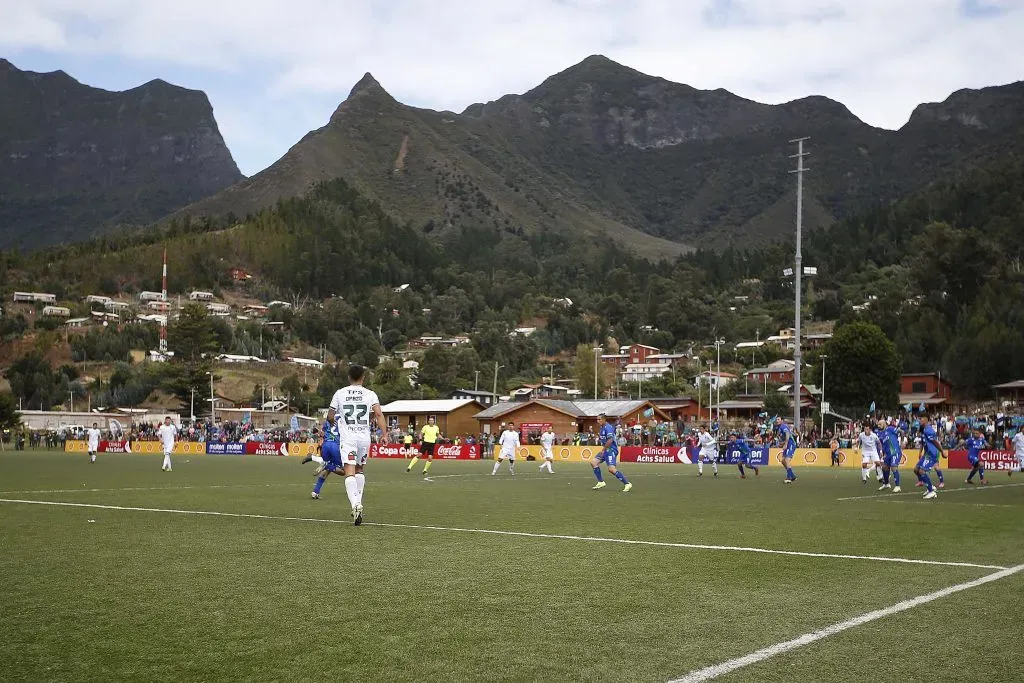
xmin=817 ymin=322 xmax=900 ymax=412
xmin=4 ymin=353 xmax=58 ymax=410
xmin=573 ymin=344 xmax=612 ymax=399
xmin=762 ymin=391 xmax=790 ymax=418
xmin=0 ymin=392 xmax=21 ymax=432
xmin=166 ymin=303 xmax=219 ymax=410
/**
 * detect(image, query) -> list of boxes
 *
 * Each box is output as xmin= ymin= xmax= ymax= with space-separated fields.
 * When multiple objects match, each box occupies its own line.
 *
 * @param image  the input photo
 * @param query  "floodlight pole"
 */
xmin=790 ymin=137 xmax=809 ymax=439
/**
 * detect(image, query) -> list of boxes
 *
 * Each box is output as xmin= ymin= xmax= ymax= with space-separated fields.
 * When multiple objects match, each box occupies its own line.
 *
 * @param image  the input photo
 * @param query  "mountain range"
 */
xmin=0 ymin=58 xmax=242 ymax=251
xmin=3 ymin=55 xmax=1023 ymax=256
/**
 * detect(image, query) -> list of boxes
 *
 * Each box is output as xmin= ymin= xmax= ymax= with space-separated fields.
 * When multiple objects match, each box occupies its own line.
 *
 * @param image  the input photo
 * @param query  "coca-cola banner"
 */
xmin=370 ymin=444 xmax=480 ymax=460
xmin=946 ymin=449 xmax=1019 ymax=471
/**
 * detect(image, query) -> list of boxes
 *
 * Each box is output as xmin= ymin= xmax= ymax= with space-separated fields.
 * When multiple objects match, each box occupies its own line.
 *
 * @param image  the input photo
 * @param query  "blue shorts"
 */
xmin=916 ymin=454 xmax=939 ymax=471
xmin=884 ymin=454 xmax=902 ymax=468
xmin=782 ymin=444 xmax=796 ymax=459
xmin=968 ymin=453 xmax=981 ymax=465
xmin=321 ymin=441 xmax=342 ymax=472
xmin=596 ymin=449 xmax=618 ymax=467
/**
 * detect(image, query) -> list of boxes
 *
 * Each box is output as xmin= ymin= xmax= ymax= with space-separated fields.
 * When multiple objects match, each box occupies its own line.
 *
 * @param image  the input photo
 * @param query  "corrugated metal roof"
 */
xmin=473 ymin=402 xmax=524 ymax=419
xmin=571 ymin=400 xmax=650 ymax=417
xmin=382 ymin=399 xmax=480 ymax=414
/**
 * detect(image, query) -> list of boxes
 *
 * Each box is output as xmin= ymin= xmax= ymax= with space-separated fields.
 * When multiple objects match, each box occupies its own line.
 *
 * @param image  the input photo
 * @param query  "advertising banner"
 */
xmin=619 ymin=445 xmax=693 ymax=464
xmin=946 ymin=449 xmax=1019 ymax=471
xmin=66 ymin=440 xmax=207 ymax=455
xmin=244 ymin=441 xmax=290 ymax=456
xmin=720 ymin=446 xmax=771 ymax=467
xmin=491 ymin=445 xmax=597 ymax=462
xmin=207 ymin=442 xmax=246 ymax=455
xmin=372 ymin=443 xmax=480 ymax=459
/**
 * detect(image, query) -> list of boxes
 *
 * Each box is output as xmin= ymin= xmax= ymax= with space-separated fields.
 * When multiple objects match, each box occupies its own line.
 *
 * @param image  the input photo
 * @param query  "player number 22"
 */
xmin=343 ymin=404 xmax=368 ymax=426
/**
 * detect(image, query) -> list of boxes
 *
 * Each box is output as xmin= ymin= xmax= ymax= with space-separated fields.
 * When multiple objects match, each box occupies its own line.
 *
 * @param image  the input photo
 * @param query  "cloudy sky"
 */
xmin=2 ymin=0 xmax=1021 ymax=176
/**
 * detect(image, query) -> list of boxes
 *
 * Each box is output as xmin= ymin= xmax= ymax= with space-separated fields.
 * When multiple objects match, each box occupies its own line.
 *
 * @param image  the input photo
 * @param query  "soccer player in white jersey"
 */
xmin=858 ymin=423 xmax=883 ymax=484
xmin=1011 ymin=430 xmax=1024 ymax=476
xmin=322 ymin=364 xmax=389 ymax=525
xmin=538 ymin=427 xmax=556 ymax=474
xmin=157 ymin=417 xmax=177 ymax=472
xmin=696 ymin=424 xmax=719 ymax=477
xmin=492 ymin=421 xmax=519 ymax=476
xmin=87 ymin=422 xmax=101 ymax=463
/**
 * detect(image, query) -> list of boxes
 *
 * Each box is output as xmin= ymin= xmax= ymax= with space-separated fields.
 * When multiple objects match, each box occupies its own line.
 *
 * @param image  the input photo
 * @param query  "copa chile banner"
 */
xmin=371 ymin=443 xmax=481 ymax=459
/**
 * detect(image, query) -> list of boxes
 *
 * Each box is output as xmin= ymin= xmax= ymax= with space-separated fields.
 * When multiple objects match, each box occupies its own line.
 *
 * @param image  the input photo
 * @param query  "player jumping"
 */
xmin=589 ymin=414 xmax=631 ymax=492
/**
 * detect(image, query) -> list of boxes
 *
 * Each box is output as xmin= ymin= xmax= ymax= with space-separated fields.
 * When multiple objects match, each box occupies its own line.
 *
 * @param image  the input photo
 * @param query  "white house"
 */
xmin=13 ymin=292 xmax=56 ymax=304
xmin=694 ymin=370 xmax=738 ymax=389
xmin=190 ymin=291 xmax=215 ymax=301
xmin=90 ymin=311 xmax=119 ymax=322
xmin=105 ymin=300 xmax=131 ymax=312
xmin=139 ymin=291 xmax=166 ymax=302
xmin=267 ymin=300 xmax=292 ymax=309
xmin=42 ymin=306 xmax=71 ymax=317
xmin=217 ymin=354 xmax=265 ymax=364
xmin=289 ymin=357 xmax=324 ymax=369
xmin=393 ymin=284 xmax=410 ymax=293
xmin=621 ymin=363 xmax=672 ymax=383
xmin=206 ymin=302 xmax=231 ymax=315
xmin=65 ymin=317 xmax=89 ymax=328
xmin=84 ymin=295 xmax=112 ymax=306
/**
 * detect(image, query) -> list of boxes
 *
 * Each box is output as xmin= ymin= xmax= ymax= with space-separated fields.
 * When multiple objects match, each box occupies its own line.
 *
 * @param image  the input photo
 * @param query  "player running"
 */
xmin=914 ymin=414 xmax=944 ymax=500
xmin=87 ymin=422 xmax=101 ymax=463
xmin=589 ymin=414 xmax=631 ymax=491
xmin=777 ymin=417 xmax=798 ymax=483
xmin=696 ymin=424 xmax=719 ymax=477
xmin=728 ymin=432 xmax=758 ymax=478
xmin=539 ymin=426 xmax=556 ymax=474
xmin=858 ymin=423 xmax=883 ymax=485
xmin=878 ymin=419 xmax=903 ymax=493
xmin=320 ymin=365 xmax=388 ymax=525
xmin=157 ymin=417 xmax=177 ymax=472
xmin=964 ymin=427 xmax=989 ymax=485
xmin=1011 ymin=429 xmax=1024 ymax=476
xmin=406 ymin=416 xmax=439 ymax=476
xmin=492 ymin=421 xmax=519 ymax=476
xmin=589 ymin=413 xmax=626 ymax=489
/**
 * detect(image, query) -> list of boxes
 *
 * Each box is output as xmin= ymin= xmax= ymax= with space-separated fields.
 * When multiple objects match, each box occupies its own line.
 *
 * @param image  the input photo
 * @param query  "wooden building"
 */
xmin=381 ymin=399 xmax=484 ymax=439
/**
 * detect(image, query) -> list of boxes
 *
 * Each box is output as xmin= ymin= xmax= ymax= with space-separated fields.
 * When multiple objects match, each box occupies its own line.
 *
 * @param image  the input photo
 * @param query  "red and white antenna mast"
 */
xmin=159 ymin=247 xmax=168 ymax=353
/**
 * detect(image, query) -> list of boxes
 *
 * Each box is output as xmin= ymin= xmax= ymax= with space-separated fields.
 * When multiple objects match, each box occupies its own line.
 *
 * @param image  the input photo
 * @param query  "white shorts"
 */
xmin=341 ymin=440 xmax=371 ymax=466
xmin=700 ymin=449 xmax=718 ymax=463
xmin=861 ymin=453 xmax=880 ymax=465
xmin=498 ymin=450 xmax=515 ymax=461
xmin=542 ymin=447 xmax=554 ymax=460
xmin=88 ymin=444 xmax=99 ymax=453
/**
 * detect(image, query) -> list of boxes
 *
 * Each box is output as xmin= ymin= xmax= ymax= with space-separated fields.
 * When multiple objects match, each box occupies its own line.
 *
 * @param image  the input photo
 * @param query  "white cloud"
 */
xmin=2 ymin=0 xmax=1021 ymax=175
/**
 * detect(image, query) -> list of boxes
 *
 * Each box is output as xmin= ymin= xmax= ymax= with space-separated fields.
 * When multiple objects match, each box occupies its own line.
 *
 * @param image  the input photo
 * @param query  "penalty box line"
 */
xmin=0 ymin=498 xmax=1006 ymax=571
xmin=669 ymin=562 xmax=1024 ymax=682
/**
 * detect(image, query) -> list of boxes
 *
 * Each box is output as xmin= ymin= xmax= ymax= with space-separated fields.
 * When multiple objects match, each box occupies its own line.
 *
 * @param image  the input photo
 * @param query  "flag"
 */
xmin=903 ymin=403 xmax=912 ymax=412
xmin=869 ymin=401 xmax=876 ymax=413
xmin=642 ymin=408 xmax=654 ymax=418
xmin=290 ymin=414 xmax=300 ymax=431
xmin=242 ymin=411 xmax=252 ymax=425
xmin=918 ymin=402 xmax=926 ymax=412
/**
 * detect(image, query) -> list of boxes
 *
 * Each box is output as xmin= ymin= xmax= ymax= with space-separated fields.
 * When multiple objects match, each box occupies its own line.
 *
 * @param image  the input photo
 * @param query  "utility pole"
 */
xmin=789 ymin=137 xmax=809 ymax=436
xmin=209 ymin=372 xmax=216 ymax=423
xmin=820 ymin=354 xmax=828 ymax=440
xmin=474 ymin=370 xmax=480 ymax=392
xmin=714 ymin=338 xmax=725 ymax=420
xmin=593 ymin=347 xmax=601 ymax=400
xmin=69 ymin=388 xmax=74 ymax=413
xmin=492 ymin=361 xmax=500 ymax=400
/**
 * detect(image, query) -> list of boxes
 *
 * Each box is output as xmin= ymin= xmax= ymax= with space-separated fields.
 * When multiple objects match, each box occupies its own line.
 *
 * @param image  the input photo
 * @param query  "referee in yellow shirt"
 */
xmin=407 ymin=416 xmax=440 ymax=475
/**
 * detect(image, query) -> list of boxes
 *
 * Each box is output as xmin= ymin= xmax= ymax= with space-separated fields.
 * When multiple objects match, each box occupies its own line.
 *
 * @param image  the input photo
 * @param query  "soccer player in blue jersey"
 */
xmin=302 ymin=418 xmax=342 ymax=500
xmin=728 ymin=432 xmax=759 ymax=478
xmin=964 ymin=427 xmax=989 ymax=485
xmin=589 ymin=414 xmax=632 ymax=492
xmin=915 ymin=414 xmax=944 ymax=500
xmin=776 ymin=417 xmax=797 ymax=483
xmin=877 ymin=419 xmax=903 ymax=493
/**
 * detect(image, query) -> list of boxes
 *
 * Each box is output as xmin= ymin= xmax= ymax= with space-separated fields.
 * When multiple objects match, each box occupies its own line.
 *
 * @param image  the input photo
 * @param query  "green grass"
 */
xmin=1 ymin=452 xmax=1022 ymax=682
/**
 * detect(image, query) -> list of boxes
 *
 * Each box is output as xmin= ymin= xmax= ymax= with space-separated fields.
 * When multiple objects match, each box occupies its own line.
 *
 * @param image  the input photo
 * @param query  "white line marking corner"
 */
xmin=669 ymin=562 xmax=1024 ymax=682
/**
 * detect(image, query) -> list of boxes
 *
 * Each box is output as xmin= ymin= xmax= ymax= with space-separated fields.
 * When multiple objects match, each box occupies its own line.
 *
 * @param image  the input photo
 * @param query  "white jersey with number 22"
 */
xmin=330 ymin=385 xmax=380 ymax=445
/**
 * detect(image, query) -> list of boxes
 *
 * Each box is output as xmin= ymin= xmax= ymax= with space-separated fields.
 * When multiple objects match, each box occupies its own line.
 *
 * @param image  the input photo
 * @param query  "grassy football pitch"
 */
xmin=1 ymin=451 xmax=1022 ymax=682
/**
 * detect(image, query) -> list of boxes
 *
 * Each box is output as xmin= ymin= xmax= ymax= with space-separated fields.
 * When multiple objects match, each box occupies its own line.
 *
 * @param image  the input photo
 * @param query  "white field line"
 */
xmin=0 ymin=498 xmax=1006 ymax=571
xmin=837 ymin=481 xmax=1024 ymax=501
xmin=865 ymin=499 xmax=1020 ymax=509
xmin=0 ymin=483 xmax=307 ymax=495
xmin=669 ymin=563 xmax=1024 ymax=683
